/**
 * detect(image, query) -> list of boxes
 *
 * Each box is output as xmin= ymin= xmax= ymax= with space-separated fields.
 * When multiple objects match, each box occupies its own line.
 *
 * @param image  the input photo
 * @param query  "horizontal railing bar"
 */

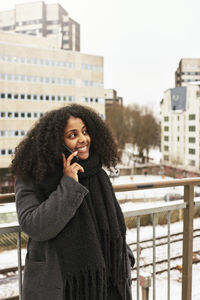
xmin=0 ymin=178 xmax=200 ymax=204
xmin=113 ymin=177 xmax=200 ymax=192
xmin=0 ymin=193 xmax=15 ymax=204
xmin=123 ymin=200 xmax=186 ymax=217
xmin=0 ymin=224 xmax=21 ymax=235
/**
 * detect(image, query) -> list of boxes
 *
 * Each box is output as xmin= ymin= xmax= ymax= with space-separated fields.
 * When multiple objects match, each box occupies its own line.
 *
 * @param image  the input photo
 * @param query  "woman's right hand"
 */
xmin=62 ymin=152 xmax=84 ymax=182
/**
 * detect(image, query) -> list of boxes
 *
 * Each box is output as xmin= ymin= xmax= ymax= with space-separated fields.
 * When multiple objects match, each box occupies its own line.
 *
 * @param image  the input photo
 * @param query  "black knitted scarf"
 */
xmin=40 ymin=151 xmax=127 ymax=300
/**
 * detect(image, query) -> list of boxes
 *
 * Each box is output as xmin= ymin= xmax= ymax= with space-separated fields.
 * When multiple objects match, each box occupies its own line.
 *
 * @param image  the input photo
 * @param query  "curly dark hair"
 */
xmin=10 ymin=104 xmax=119 ymax=183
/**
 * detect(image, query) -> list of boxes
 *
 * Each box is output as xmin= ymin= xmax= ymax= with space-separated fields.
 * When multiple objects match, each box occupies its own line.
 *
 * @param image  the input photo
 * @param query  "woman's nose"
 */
xmin=78 ymin=134 xmax=87 ymax=143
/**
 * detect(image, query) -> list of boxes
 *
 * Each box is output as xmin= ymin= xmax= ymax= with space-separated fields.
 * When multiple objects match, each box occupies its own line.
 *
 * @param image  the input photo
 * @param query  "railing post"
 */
xmin=182 ymin=184 xmax=194 ymax=300
xmin=140 ymin=273 xmax=151 ymax=300
xmin=17 ymin=231 xmax=22 ymax=300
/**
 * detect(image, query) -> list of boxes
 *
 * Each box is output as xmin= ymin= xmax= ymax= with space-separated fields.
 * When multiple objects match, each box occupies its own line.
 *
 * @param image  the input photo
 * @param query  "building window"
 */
xmin=189 ymin=114 xmax=196 ymax=120
xmin=164 ymin=145 xmax=169 ymax=151
xmin=164 ymin=126 xmax=169 ymax=131
xmin=189 ymin=148 xmax=195 ymax=155
xmin=164 ymin=136 xmax=169 ymax=141
xmin=189 ymin=160 xmax=195 ymax=166
xmin=189 ymin=126 xmax=196 ymax=132
xmin=177 ymin=136 xmax=180 ymax=141
xmin=164 ymin=155 xmax=169 ymax=161
xmin=189 ymin=137 xmax=196 ymax=143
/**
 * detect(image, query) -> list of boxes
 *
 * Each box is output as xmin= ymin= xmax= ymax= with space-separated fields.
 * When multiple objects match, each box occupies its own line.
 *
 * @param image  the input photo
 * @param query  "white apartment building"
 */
xmin=0 ymin=31 xmax=105 ymax=169
xmin=161 ymin=85 xmax=200 ymax=172
xmin=0 ymin=1 xmax=80 ymax=51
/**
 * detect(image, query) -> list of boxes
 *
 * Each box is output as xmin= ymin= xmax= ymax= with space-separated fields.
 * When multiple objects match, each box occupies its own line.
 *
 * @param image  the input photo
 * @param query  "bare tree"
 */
xmin=129 ymin=106 xmax=160 ymax=163
xmin=106 ymin=104 xmax=160 ymax=161
xmin=106 ymin=104 xmax=129 ymax=149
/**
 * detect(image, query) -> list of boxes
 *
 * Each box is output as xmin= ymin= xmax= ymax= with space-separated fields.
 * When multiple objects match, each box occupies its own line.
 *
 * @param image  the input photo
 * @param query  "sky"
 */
xmin=1 ymin=0 xmax=200 ymax=110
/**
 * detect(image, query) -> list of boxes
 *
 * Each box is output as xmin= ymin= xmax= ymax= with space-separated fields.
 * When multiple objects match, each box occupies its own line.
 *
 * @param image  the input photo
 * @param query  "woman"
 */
xmin=11 ymin=104 xmax=134 ymax=300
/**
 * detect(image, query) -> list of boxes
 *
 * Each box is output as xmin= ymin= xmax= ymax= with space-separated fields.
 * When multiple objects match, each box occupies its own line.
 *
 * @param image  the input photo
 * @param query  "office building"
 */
xmin=0 ymin=31 xmax=105 ymax=171
xmin=0 ymin=1 xmax=80 ymax=51
xmin=160 ymin=85 xmax=200 ymax=172
xmin=175 ymin=58 xmax=200 ymax=87
xmin=104 ymin=89 xmax=123 ymax=116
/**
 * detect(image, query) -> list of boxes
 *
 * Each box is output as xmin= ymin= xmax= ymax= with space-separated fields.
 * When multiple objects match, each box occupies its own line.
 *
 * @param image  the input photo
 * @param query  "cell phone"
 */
xmin=62 ymin=144 xmax=79 ymax=164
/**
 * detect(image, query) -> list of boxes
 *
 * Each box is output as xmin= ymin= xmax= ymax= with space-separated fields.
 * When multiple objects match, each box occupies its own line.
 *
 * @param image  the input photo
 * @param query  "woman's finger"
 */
xmin=65 ymin=151 xmax=78 ymax=166
xmin=72 ymin=163 xmax=84 ymax=173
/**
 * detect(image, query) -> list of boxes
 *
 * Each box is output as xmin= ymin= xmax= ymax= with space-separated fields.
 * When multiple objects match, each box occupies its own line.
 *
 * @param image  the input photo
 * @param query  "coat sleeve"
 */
xmin=126 ymin=244 xmax=135 ymax=267
xmin=15 ymin=175 xmax=89 ymax=242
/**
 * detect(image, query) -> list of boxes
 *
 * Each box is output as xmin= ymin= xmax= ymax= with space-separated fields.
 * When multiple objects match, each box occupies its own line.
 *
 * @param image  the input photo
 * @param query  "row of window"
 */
xmin=0 ymin=25 xmax=15 ymax=30
xmin=0 ymin=112 xmax=43 ymax=119
xmin=0 ymin=93 xmax=104 ymax=103
xmin=0 ymin=55 xmax=103 ymax=72
xmin=0 ymin=149 xmax=14 ymax=156
xmin=16 ymin=19 xmax=42 ymax=26
xmin=46 ymin=29 xmax=61 ymax=35
xmin=81 ymin=97 xmax=104 ymax=104
xmin=0 ymin=130 xmax=27 ymax=137
xmin=164 ymin=136 xmax=196 ymax=143
xmin=164 ymin=114 xmax=196 ymax=121
xmin=181 ymin=72 xmax=200 ymax=75
xmin=0 ymin=73 xmax=103 ymax=87
xmin=0 ymin=73 xmax=75 ymax=86
xmin=1 ymin=55 xmax=75 ymax=69
xmin=0 ymin=93 xmax=75 ymax=102
xmin=81 ymin=64 xmax=103 ymax=72
xmin=163 ymin=145 xmax=195 ymax=155
xmin=16 ymin=29 xmax=41 ymax=35
xmin=82 ymin=80 xmax=103 ymax=87
xmin=164 ymin=126 xmax=196 ymax=132
xmin=163 ymin=156 xmax=196 ymax=167
xmin=182 ymin=79 xmax=200 ymax=82
xmin=15 ymin=19 xmax=69 ymax=26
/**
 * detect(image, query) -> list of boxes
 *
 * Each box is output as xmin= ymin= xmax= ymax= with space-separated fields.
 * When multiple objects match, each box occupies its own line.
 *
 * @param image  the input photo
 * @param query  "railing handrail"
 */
xmin=113 ymin=177 xmax=200 ymax=192
xmin=0 ymin=192 xmax=15 ymax=203
xmin=1 ymin=177 xmax=200 ymax=204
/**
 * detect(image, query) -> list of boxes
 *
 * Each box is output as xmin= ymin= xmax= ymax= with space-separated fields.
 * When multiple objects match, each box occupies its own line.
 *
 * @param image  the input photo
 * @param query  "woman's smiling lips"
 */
xmin=76 ymin=145 xmax=88 ymax=153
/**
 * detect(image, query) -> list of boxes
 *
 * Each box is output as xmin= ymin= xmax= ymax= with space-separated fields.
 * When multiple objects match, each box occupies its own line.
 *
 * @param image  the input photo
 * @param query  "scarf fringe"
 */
xmin=101 ymin=229 xmax=127 ymax=287
xmin=65 ymin=267 xmax=107 ymax=300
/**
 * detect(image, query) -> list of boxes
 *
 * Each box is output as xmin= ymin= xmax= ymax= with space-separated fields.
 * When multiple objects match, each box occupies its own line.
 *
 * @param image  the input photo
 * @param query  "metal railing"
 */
xmin=0 ymin=177 xmax=200 ymax=300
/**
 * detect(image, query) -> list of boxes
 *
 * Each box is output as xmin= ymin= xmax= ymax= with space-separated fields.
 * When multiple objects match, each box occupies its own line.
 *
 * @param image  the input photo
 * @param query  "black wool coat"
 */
xmin=15 ymin=175 xmax=133 ymax=300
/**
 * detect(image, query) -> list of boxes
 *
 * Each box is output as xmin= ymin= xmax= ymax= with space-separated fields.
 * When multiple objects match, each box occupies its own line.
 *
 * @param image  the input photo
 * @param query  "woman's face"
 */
xmin=63 ymin=116 xmax=91 ymax=160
